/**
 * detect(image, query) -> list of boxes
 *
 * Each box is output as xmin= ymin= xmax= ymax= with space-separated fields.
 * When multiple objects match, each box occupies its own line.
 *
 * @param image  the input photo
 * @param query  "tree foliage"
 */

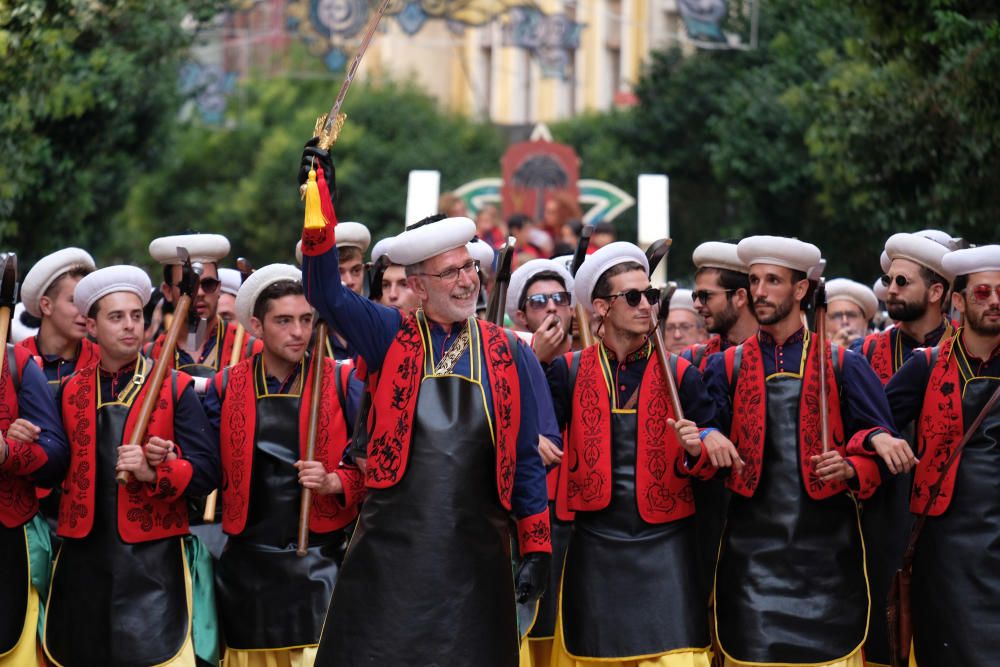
xmin=0 ymin=0 xmax=223 ymax=266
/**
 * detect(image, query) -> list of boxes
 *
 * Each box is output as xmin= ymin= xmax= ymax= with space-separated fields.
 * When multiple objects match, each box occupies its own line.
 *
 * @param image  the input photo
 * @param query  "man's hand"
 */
xmin=538 ymin=435 xmax=563 ymax=466
xmin=670 ymin=419 xmax=745 ymax=471
xmin=812 ymin=450 xmax=856 ymax=482
xmin=515 ymin=552 xmax=551 ymax=604
xmin=869 ymin=432 xmax=917 ymax=475
xmin=668 ymin=418 xmax=703 ymax=457
xmin=532 ymin=314 xmax=566 ymax=365
xmin=295 ymin=460 xmax=344 ymax=495
xmin=144 ymin=436 xmax=177 ymax=467
xmin=298 ymin=137 xmax=336 ymax=201
xmin=6 ymin=418 xmax=40 ymax=443
xmin=117 ymin=444 xmax=157 ymax=483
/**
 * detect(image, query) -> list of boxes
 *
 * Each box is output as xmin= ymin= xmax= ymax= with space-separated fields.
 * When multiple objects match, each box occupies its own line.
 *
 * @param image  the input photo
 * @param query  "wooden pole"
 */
xmin=297 ymin=321 xmax=329 ymax=556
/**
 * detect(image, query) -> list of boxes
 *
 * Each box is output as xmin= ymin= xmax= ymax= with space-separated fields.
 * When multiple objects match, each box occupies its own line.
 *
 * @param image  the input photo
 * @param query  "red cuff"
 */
xmin=847 ymin=455 xmax=881 ymax=500
xmin=301 ymin=225 xmax=336 ymax=257
xmin=335 ymin=466 xmax=368 ymax=509
xmin=846 ymin=427 xmax=886 ymax=456
xmin=682 ymin=441 xmax=715 ymax=480
xmin=0 ymin=439 xmax=49 ymax=476
xmin=145 ymin=459 xmax=193 ymax=501
xmin=516 ymin=509 xmax=552 ymax=555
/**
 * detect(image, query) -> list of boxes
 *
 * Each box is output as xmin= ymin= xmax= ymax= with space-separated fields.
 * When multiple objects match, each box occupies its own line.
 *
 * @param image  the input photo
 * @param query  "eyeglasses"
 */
xmin=419 ymin=259 xmax=480 ymax=283
xmin=596 ymin=287 xmax=660 ymax=308
xmin=880 ymin=274 xmax=913 ymax=288
xmin=197 ymin=277 xmax=221 ymax=294
xmin=665 ymin=322 xmax=698 ymax=334
xmin=692 ymin=288 xmax=736 ymax=305
xmin=524 ymin=291 xmax=571 ymax=310
xmin=968 ymin=284 xmax=1000 ymax=303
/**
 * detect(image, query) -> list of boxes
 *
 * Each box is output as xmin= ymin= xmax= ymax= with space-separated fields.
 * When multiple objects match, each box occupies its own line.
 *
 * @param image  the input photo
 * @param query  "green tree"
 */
xmin=119 ymin=75 xmax=504 ymax=267
xmin=0 ymin=0 xmax=223 ymax=266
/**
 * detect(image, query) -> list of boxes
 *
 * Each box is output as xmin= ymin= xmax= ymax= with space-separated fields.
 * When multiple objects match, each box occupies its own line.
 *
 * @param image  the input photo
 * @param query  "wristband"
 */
xmin=698 ymin=427 xmax=719 ymax=441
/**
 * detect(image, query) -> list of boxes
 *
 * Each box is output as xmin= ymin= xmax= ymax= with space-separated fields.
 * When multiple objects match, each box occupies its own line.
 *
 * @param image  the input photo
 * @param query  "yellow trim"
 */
xmin=711 ymin=497 xmax=871 ymax=667
xmin=176 ymin=317 xmax=223 ymax=373
xmin=0 ymin=525 xmax=34 ymax=662
xmin=224 ymin=642 xmax=319 ymax=653
xmin=953 ymin=336 xmax=1000 ymax=397
xmin=611 ymin=409 xmax=637 ymax=415
xmin=45 ymin=539 xmax=195 ymax=667
xmin=97 ymin=355 xmax=149 ymax=408
xmin=255 ymin=355 xmax=305 ymax=398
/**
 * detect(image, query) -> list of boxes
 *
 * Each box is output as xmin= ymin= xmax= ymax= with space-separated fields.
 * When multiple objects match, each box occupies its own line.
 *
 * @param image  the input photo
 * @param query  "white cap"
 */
xmin=218 ymin=268 xmax=241 ymax=297
xmin=574 ymin=242 xmax=649 ymax=313
xmin=506 ymin=258 xmax=575 ymax=321
xmin=370 ymin=237 xmax=395 ymax=265
xmin=736 ymin=236 xmax=822 ymax=274
xmin=235 ymin=264 xmax=302 ymax=331
xmin=692 ymin=241 xmax=746 ymax=274
xmin=466 ymin=239 xmax=496 ymax=274
xmin=941 ymin=245 xmax=1000 ymax=280
xmin=21 ymin=247 xmax=96 ymax=318
xmin=11 ymin=303 xmax=38 ymax=344
xmin=880 ymin=250 xmax=891 ymax=274
xmin=388 ymin=217 xmax=477 ymax=266
xmin=295 ymin=240 xmax=303 ymax=266
xmin=826 ymin=278 xmax=879 ymax=321
xmin=914 ymin=229 xmax=959 ymax=251
xmin=149 ymin=234 xmax=230 ymax=265
xmin=884 ymin=232 xmax=952 ymax=282
xmin=873 ymin=277 xmax=889 ymax=302
xmin=808 ymin=258 xmax=827 ymax=282
xmin=670 ymin=288 xmax=697 ymax=314
xmin=335 ymin=222 xmax=371 ymax=252
xmin=74 ymin=266 xmax=153 ymax=317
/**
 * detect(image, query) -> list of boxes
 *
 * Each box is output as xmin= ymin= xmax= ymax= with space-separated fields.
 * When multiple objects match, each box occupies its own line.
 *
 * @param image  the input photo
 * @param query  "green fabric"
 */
xmin=24 ymin=514 xmax=54 ymax=637
xmin=185 ymin=534 xmax=220 ymax=666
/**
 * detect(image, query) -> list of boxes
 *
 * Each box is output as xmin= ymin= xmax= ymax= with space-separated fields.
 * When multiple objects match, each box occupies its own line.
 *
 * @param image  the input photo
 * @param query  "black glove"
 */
xmin=298 ymin=136 xmax=336 ymax=202
xmin=515 ymin=552 xmax=550 ymax=604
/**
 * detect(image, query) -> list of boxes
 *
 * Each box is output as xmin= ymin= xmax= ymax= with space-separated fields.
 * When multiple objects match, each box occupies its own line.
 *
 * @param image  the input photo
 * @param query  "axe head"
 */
xmin=656 ymin=281 xmax=678 ymax=324
xmin=645 ymin=238 xmax=673 ymax=277
xmin=0 ymin=253 xmax=19 ymax=308
xmin=236 ymin=257 xmax=254 ymax=283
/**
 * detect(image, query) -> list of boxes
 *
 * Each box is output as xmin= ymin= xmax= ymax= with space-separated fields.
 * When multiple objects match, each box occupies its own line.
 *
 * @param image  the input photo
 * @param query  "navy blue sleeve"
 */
xmin=345 ymin=367 xmax=364 ymax=427
xmin=522 ymin=346 xmax=562 ymax=448
xmin=545 ymin=355 xmax=572 ymax=432
xmin=301 ymin=242 xmax=401 ymax=374
xmin=885 ymin=351 xmax=932 ymax=433
xmin=174 ymin=381 xmax=220 ymax=497
xmin=840 ymin=349 xmax=898 ymax=437
xmin=849 ymin=336 xmax=865 ymax=355
xmin=16 ymin=357 xmax=69 ymax=487
xmin=202 ymin=377 xmax=222 ymax=435
xmin=677 ymin=363 xmax=719 ymax=430
xmin=511 ymin=339 xmax=548 ymax=519
xmin=702 ymin=352 xmax=733 ymax=435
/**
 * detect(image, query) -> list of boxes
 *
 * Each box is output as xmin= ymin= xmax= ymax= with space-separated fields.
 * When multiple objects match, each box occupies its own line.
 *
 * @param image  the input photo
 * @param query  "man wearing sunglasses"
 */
xmin=148 ymin=233 xmax=263 ymax=388
xmin=684 ymin=241 xmax=758 ymax=372
xmin=544 ymin=241 xmax=735 ymax=667
xmin=883 ymin=245 xmax=1000 ymax=667
xmin=296 ymin=150 xmax=551 ymax=667
xmin=696 ymin=235 xmax=902 ymax=667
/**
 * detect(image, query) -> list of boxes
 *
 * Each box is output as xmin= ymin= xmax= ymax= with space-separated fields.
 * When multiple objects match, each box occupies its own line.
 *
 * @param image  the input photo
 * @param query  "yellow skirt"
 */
xmin=222 ymin=646 xmax=318 ymax=667
xmin=521 ymin=637 xmax=555 ymax=667
xmin=551 ymin=613 xmax=711 ymax=667
xmin=0 ymin=584 xmax=39 ymax=666
xmin=721 ymin=647 xmax=864 ymax=667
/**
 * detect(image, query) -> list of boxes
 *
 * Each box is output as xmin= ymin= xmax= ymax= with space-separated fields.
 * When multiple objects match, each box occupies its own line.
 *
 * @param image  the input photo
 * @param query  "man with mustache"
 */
xmin=296 ymin=144 xmax=551 ymax=667
xmin=18 ymin=247 xmax=100 ymax=391
xmin=884 ymin=245 xmax=1000 ymax=667
xmin=545 ymin=242 xmax=740 ymax=667
xmin=696 ymin=236 xmax=903 ymax=667
xmin=203 ymin=264 xmax=360 ymax=667
xmin=851 ymin=231 xmax=955 ymax=667
xmin=43 ymin=265 xmax=219 ymax=667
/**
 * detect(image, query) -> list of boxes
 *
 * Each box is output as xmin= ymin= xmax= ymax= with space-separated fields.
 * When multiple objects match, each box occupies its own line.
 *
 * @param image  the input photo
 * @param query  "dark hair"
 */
xmin=337 ymin=246 xmax=363 ymax=264
xmin=518 ymin=270 xmax=568 ymax=310
xmin=919 ymin=265 xmax=950 ymax=291
xmin=44 ymin=266 xmax=92 ymax=300
xmin=552 ymin=242 xmax=574 ymax=257
xmin=507 ymin=214 xmax=532 ymax=232
xmin=592 ymin=261 xmax=645 ymax=301
xmin=952 ymin=274 xmax=968 ymax=293
xmin=593 ymin=221 xmax=616 ymax=236
xmin=695 ymin=266 xmax=752 ymax=311
xmin=253 ymin=280 xmax=305 ymax=321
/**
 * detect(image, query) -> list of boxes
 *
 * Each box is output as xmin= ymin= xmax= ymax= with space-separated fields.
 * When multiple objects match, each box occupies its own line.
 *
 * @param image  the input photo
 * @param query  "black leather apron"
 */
xmin=45 ymin=404 xmax=189 ymax=667
xmin=0 ymin=524 xmax=28 ymax=656
xmin=912 ymin=376 xmax=1000 ymax=667
xmin=716 ymin=375 xmax=868 ymax=664
xmin=526 ymin=510 xmax=571 ymax=640
xmin=315 ymin=372 xmax=519 ymax=667
xmin=216 ymin=393 xmax=339 ymax=650
xmin=860 ymin=425 xmax=914 ymax=666
xmin=561 ymin=412 xmax=709 ymax=659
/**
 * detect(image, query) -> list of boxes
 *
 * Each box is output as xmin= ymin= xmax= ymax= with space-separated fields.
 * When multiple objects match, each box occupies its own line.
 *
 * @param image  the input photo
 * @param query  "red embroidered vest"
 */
xmin=216 ymin=355 xmax=356 ymax=535
xmin=861 ymin=330 xmax=894 ymax=385
xmin=18 ymin=335 xmax=101 ymax=381
xmin=912 ymin=336 xmax=966 ymax=515
xmin=59 ymin=361 xmax=194 ymax=542
xmin=366 ymin=314 xmax=521 ymax=510
xmin=0 ymin=346 xmax=38 ymax=527
xmin=566 ymin=345 xmax=695 ymax=524
xmin=686 ymin=336 xmax=722 ymax=372
xmin=725 ymin=333 xmax=870 ymax=500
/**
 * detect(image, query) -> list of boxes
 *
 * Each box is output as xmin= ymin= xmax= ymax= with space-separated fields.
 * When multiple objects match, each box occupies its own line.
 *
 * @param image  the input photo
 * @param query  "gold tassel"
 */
xmin=303 ymin=168 xmax=328 ymax=230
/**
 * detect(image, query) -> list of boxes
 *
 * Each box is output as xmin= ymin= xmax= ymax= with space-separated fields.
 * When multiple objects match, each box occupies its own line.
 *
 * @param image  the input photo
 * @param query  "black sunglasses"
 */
xmin=879 ymin=274 xmax=913 ymax=288
xmin=167 ymin=276 xmax=221 ymax=294
xmin=597 ymin=287 xmax=660 ymax=307
xmin=524 ymin=291 xmax=571 ymax=310
xmin=692 ymin=288 xmax=736 ymax=305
